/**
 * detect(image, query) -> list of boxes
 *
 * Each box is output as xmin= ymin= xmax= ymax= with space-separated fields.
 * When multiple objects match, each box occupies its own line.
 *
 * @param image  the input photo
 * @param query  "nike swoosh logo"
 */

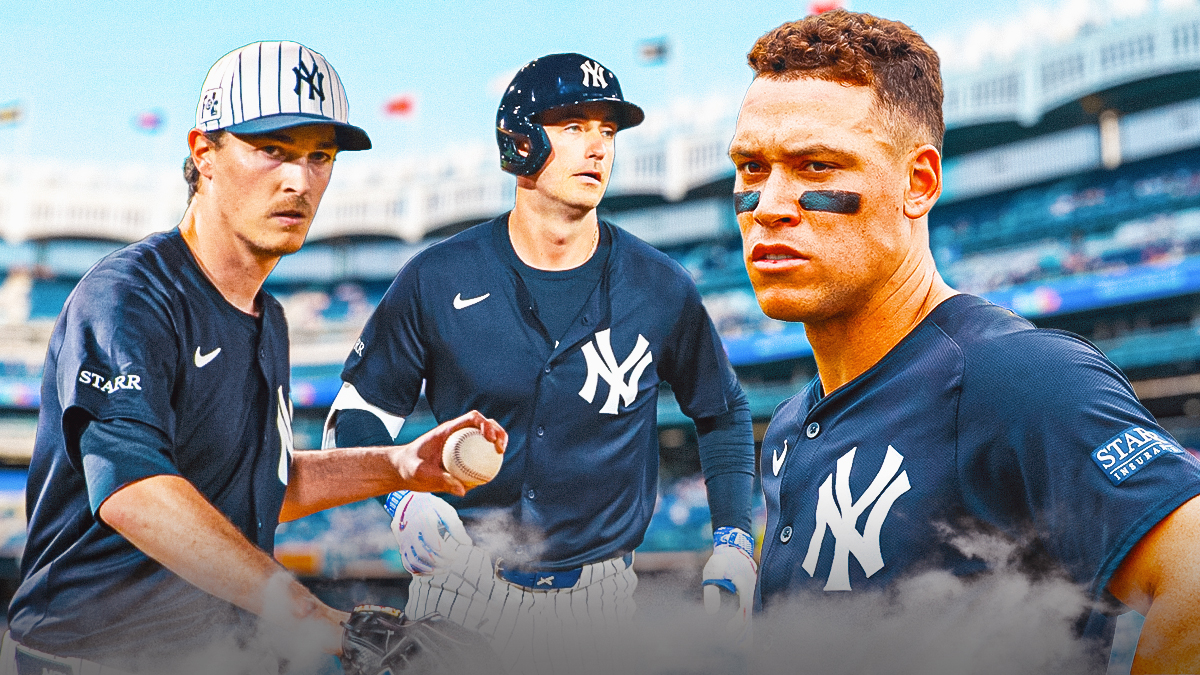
xmin=194 ymin=346 xmax=222 ymax=368
xmin=772 ymin=439 xmax=788 ymax=477
xmin=453 ymin=292 xmax=490 ymax=309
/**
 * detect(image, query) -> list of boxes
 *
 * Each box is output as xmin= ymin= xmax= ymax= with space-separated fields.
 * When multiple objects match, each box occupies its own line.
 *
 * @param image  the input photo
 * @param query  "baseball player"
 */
xmin=324 ymin=53 xmax=757 ymax=673
xmin=4 ymin=41 xmax=504 ymax=675
xmin=732 ymin=11 xmax=1200 ymax=673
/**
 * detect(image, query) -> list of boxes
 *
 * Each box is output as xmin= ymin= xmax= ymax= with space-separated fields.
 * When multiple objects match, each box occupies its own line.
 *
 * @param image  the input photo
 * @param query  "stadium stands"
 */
xmin=5 ymin=5 xmax=1200 ymax=597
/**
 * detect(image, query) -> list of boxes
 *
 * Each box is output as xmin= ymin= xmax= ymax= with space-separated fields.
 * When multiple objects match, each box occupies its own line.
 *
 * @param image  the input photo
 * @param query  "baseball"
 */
xmin=442 ymin=427 xmax=503 ymax=487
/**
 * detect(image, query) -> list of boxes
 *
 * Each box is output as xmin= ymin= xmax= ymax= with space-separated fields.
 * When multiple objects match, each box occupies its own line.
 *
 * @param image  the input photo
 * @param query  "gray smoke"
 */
xmin=619 ymin=531 xmax=1111 ymax=675
xmin=123 ymin=572 xmax=339 ymax=675
xmin=121 ymin=529 xmax=1132 ymax=674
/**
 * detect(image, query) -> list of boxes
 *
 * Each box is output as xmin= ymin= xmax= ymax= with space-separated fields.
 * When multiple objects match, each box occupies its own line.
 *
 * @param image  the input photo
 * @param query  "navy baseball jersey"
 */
xmin=756 ymin=294 xmax=1200 ymax=660
xmin=341 ymin=215 xmax=743 ymax=569
xmin=8 ymin=229 xmax=293 ymax=663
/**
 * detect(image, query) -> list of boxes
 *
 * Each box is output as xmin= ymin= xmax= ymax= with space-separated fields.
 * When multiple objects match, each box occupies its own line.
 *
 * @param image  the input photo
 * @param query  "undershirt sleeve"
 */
xmin=334 ymin=409 xmax=396 ymax=448
xmin=695 ymin=392 xmax=755 ymax=533
xmin=78 ymin=416 xmax=181 ymax=517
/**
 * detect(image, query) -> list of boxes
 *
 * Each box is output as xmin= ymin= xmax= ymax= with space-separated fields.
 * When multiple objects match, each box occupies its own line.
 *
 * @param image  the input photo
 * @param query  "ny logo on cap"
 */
xmin=293 ymin=59 xmax=326 ymax=102
xmin=199 ymin=89 xmax=221 ymax=123
xmin=580 ymin=61 xmax=608 ymax=88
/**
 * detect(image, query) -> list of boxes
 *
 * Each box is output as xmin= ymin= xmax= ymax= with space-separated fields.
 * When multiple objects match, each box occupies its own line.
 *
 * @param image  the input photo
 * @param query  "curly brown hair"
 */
xmin=747 ymin=10 xmax=944 ymax=150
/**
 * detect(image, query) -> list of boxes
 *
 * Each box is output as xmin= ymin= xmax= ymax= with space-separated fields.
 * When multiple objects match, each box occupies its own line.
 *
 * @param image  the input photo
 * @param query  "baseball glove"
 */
xmin=339 ymin=605 xmax=497 ymax=675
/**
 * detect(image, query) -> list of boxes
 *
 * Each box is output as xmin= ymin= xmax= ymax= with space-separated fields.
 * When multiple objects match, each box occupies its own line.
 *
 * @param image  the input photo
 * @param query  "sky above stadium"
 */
xmin=0 ymin=0 xmax=1193 ymax=165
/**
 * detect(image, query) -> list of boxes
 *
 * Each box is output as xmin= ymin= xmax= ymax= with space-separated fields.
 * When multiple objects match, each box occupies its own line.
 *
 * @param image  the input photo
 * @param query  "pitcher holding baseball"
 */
xmin=323 ymin=53 xmax=756 ymax=674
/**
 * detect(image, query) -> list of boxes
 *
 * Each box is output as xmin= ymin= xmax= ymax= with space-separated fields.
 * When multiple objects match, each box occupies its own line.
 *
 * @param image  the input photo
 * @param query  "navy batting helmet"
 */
xmin=496 ymin=53 xmax=645 ymax=176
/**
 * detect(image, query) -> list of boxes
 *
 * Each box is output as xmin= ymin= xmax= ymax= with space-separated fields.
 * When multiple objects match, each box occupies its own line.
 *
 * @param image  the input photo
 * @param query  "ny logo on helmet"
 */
xmin=293 ymin=59 xmax=326 ymax=102
xmin=580 ymin=61 xmax=608 ymax=88
xmin=803 ymin=445 xmax=911 ymax=591
xmin=579 ymin=329 xmax=652 ymax=414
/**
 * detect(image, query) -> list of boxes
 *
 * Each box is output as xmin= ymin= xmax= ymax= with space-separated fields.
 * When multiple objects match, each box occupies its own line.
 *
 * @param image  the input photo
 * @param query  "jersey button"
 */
xmin=526 ymin=489 xmax=536 ymax=500
xmin=780 ymin=526 xmax=793 ymax=543
xmin=544 ymin=365 xmax=551 ymax=374
xmin=806 ymin=422 xmax=820 ymax=439
xmin=536 ymin=426 xmax=545 ymax=437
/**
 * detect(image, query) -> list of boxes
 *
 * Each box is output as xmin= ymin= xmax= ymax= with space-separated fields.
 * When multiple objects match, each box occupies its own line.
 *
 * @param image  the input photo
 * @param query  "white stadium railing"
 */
xmin=943 ymin=5 xmax=1200 ymax=128
xmin=5 ymin=6 xmax=1200 ymax=246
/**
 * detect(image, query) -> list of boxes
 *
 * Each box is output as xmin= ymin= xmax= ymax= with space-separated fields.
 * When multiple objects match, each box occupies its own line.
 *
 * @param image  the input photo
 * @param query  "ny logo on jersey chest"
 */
xmin=803 ymin=445 xmax=911 ymax=591
xmin=578 ymin=329 xmax=652 ymax=414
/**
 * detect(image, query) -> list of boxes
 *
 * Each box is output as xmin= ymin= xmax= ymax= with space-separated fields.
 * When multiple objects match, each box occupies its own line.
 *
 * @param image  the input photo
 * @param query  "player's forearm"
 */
xmin=98 ymin=474 xmax=346 ymax=652
xmin=282 ymin=446 xmax=407 ymax=521
xmin=284 ymin=411 xmax=505 ymax=521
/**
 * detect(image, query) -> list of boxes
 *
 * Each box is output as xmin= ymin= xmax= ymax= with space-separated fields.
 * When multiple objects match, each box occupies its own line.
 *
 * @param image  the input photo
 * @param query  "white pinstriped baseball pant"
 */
xmin=406 ymin=546 xmax=639 ymax=675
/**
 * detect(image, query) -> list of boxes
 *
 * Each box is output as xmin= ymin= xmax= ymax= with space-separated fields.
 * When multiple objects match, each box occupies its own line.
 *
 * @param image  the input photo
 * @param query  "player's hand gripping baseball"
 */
xmin=702 ymin=526 xmax=757 ymax=645
xmin=390 ymin=411 xmax=507 ymax=497
xmin=385 ymin=490 xmax=473 ymax=575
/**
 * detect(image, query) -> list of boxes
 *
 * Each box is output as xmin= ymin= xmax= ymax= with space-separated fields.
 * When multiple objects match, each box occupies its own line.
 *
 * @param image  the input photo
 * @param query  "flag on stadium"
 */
xmin=809 ymin=0 xmax=846 ymax=14
xmin=638 ymin=37 xmax=670 ymax=65
xmin=132 ymin=109 xmax=165 ymax=134
xmin=384 ymin=93 xmax=416 ymax=118
xmin=0 ymin=101 xmax=23 ymax=128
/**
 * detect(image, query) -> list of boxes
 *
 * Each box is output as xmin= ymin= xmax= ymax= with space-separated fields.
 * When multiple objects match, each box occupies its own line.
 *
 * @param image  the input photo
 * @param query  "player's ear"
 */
xmin=903 ymin=144 xmax=941 ymax=220
xmin=188 ymin=128 xmax=218 ymax=180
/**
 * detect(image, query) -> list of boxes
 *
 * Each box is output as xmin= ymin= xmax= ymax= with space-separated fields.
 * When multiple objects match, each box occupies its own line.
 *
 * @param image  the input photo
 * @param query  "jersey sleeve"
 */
xmin=52 ymin=273 xmax=184 ymax=510
xmin=55 ymin=274 xmax=180 ymax=439
xmin=339 ymin=259 xmax=427 ymax=417
xmin=660 ymin=280 xmax=742 ymax=420
xmin=957 ymin=329 xmax=1200 ymax=598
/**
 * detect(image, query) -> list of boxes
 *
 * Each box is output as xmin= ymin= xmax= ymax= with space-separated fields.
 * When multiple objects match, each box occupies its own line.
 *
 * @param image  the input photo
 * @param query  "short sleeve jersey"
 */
xmin=341 ymin=215 xmax=743 ymax=569
xmin=756 ymin=294 xmax=1200 ymax=664
xmin=8 ymin=229 xmax=294 ymax=663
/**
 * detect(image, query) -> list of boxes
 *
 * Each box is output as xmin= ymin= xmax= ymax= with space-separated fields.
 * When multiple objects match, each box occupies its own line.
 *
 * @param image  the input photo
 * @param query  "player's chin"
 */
xmin=751 ymin=286 xmax=827 ymax=324
xmin=253 ymin=234 xmax=307 ymax=258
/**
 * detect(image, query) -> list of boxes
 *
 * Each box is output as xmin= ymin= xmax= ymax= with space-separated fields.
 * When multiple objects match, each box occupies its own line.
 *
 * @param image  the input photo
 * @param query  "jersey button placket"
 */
xmin=776 ymin=422 xmax=819 ymax=548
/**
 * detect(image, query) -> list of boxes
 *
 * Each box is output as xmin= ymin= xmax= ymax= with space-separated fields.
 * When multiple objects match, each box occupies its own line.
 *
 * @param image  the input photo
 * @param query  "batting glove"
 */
xmin=384 ymin=491 xmax=473 ymax=576
xmin=702 ymin=526 xmax=757 ymax=645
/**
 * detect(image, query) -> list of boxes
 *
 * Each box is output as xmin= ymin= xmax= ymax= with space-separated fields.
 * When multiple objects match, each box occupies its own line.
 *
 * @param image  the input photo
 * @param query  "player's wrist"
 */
xmin=713 ymin=526 xmax=754 ymax=560
xmin=386 ymin=442 xmax=418 ymax=483
xmin=383 ymin=490 xmax=412 ymax=518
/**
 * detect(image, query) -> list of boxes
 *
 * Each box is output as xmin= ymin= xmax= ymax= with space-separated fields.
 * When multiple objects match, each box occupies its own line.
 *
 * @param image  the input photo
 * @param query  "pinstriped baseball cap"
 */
xmin=195 ymin=41 xmax=371 ymax=151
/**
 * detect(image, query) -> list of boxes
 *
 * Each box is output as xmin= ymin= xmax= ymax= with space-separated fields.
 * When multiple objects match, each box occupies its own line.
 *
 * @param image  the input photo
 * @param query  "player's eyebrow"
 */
xmin=730 ymin=143 xmax=857 ymax=164
xmin=252 ymin=131 xmax=338 ymax=150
